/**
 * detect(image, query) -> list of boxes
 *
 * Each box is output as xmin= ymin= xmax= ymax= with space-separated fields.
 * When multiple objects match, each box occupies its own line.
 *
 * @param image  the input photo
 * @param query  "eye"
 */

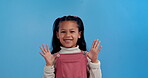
xmin=70 ymin=31 xmax=75 ymax=33
xmin=61 ymin=31 xmax=66 ymax=33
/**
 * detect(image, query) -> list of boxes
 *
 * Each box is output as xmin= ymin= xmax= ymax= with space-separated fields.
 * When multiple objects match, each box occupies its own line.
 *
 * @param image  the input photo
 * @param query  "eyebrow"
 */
xmin=60 ymin=28 xmax=77 ymax=30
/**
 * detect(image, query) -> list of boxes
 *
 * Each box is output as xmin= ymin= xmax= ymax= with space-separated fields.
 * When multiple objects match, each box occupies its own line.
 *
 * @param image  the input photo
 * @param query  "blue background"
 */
xmin=0 ymin=0 xmax=148 ymax=78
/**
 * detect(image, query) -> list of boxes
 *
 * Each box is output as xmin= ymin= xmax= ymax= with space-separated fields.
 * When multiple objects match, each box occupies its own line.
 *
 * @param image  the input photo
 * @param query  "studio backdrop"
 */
xmin=0 ymin=0 xmax=148 ymax=78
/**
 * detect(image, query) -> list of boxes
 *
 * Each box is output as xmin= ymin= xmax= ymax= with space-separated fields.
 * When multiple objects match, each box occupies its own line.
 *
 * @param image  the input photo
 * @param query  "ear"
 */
xmin=56 ymin=31 xmax=59 ymax=39
xmin=78 ymin=31 xmax=81 ymax=38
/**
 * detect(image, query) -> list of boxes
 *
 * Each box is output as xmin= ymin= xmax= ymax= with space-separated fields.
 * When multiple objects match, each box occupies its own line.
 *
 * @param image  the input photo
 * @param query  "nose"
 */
xmin=65 ymin=32 xmax=71 ymax=37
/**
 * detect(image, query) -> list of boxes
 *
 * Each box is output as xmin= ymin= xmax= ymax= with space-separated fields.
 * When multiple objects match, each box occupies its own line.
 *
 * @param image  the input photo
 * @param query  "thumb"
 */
xmin=86 ymin=52 xmax=91 ymax=58
xmin=53 ymin=53 xmax=60 ymax=58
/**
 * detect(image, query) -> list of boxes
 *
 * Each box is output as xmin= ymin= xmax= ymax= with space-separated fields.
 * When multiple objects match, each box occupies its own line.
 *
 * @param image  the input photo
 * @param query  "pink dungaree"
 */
xmin=55 ymin=52 xmax=88 ymax=78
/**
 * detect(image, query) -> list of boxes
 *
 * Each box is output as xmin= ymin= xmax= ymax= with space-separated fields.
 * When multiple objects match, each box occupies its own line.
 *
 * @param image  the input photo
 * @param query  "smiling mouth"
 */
xmin=64 ymin=39 xmax=73 ymax=43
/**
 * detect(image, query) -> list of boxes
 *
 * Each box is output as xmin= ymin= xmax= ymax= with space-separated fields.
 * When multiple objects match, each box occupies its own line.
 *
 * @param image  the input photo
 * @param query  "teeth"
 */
xmin=64 ymin=40 xmax=72 ymax=43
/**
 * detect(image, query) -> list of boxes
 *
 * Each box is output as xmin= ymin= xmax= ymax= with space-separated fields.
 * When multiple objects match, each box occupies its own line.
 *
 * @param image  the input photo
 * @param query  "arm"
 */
xmin=40 ymin=44 xmax=56 ymax=78
xmin=43 ymin=66 xmax=55 ymax=78
xmin=87 ymin=39 xmax=102 ymax=78
xmin=87 ymin=58 xmax=102 ymax=78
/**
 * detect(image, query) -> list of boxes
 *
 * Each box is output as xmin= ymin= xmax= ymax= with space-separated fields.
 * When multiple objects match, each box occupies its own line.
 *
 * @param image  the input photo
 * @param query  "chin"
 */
xmin=64 ymin=46 xmax=73 ymax=48
xmin=63 ymin=45 xmax=76 ymax=48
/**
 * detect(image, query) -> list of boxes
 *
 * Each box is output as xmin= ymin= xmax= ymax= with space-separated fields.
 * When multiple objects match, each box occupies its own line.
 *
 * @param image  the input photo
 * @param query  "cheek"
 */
xmin=73 ymin=34 xmax=80 ymax=40
xmin=58 ymin=35 xmax=62 ymax=39
xmin=58 ymin=33 xmax=64 ymax=38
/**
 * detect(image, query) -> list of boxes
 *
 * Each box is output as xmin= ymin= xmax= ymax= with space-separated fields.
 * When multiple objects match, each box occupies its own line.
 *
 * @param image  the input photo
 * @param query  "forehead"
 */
xmin=59 ymin=21 xmax=78 ymax=30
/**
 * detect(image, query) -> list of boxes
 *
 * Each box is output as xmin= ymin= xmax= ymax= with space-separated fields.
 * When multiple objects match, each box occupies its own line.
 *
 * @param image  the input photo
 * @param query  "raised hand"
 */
xmin=40 ymin=44 xmax=56 ymax=66
xmin=87 ymin=39 xmax=102 ymax=63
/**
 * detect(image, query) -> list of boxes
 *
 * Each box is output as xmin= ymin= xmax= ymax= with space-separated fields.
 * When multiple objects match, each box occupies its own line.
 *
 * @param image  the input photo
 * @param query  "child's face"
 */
xmin=56 ymin=21 xmax=81 ymax=48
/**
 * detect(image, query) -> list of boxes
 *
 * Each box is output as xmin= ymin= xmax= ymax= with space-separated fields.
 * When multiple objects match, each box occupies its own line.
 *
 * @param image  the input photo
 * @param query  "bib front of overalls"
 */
xmin=55 ymin=52 xmax=88 ymax=78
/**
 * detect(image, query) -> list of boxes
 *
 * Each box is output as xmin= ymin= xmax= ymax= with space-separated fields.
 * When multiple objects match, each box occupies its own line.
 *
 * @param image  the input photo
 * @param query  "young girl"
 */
xmin=40 ymin=15 xmax=102 ymax=78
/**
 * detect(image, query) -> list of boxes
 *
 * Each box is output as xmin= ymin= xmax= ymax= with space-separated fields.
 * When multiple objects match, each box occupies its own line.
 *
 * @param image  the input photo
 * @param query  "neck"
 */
xmin=59 ymin=46 xmax=81 ymax=54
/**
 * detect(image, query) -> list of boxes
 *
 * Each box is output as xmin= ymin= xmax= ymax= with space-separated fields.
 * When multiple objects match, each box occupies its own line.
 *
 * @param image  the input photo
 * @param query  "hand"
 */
xmin=87 ymin=39 xmax=102 ymax=63
xmin=40 ymin=44 xmax=56 ymax=66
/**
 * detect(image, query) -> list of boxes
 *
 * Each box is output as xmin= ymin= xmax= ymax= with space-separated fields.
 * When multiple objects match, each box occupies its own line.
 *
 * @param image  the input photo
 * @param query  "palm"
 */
xmin=40 ymin=44 xmax=56 ymax=66
xmin=87 ymin=39 xmax=102 ymax=63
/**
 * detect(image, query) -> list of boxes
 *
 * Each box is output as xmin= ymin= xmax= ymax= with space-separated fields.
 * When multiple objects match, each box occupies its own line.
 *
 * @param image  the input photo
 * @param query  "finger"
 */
xmin=42 ymin=44 xmax=47 ymax=52
xmin=52 ymin=55 xmax=56 ymax=59
xmin=46 ymin=44 xmax=50 ymax=52
xmin=97 ymin=49 xmax=100 ymax=52
xmin=100 ymin=46 xmax=102 ymax=49
xmin=96 ymin=41 xmax=101 ymax=48
xmin=94 ymin=39 xmax=100 ymax=48
xmin=86 ymin=52 xmax=90 ymax=56
xmin=41 ymin=44 xmax=45 ymax=51
xmin=92 ymin=40 xmax=97 ymax=48
xmin=53 ymin=53 xmax=60 ymax=58
xmin=40 ymin=46 xmax=46 ymax=53
xmin=46 ymin=44 xmax=51 ymax=54
xmin=42 ymin=44 xmax=45 ymax=49
xmin=97 ymin=46 xmax=102 ymax=52
xmin=39 ymin=52 xmax=45 ymax=57
xmin=94 ymin=39 xmax=99 ymax=48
